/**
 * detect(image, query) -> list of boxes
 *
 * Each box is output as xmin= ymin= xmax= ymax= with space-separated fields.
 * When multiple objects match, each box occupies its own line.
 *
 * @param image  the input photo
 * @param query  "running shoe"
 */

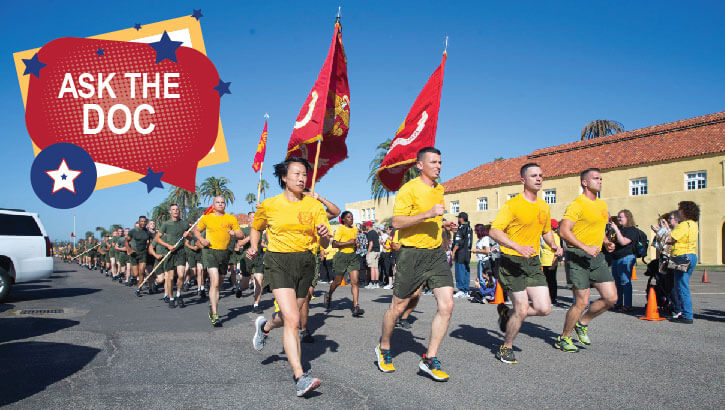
xmin=182 ymin=281 xmax=190 ymax=292
xmin=235 ymin=287 xmax=242 ymax=298
xmin=554 ymin=336 xmax=579 ymax=352
xmin=397 ymin=318 xmax=412 ymax=329
xmin=135 ymin=288 xmax=142 ymax=297
xmin=495 ymin=345 xmax=517 ymax=364
xmin=253 ymin=316 xmax=268 ymax=351
xmin=198 ymin=289 xmax=206 ymax=300
xmin=253 ymin=304 xmax=263 ymax=314
xmin=211 ymin=314 xmax=222 ymax=327
xmin=177 ymin=296 xmax=185 ymax=308
xmin=295 ymin=371 xmax=321 ymax=397
xmin=169 ymin=298 xmax=176 ymax=308
xmin=300 ymin=329 xmax=314 ymax=343
xmin=351 ymin=306 xmax=365 ymax=317
xmin=163 ymin=295 xmax=170 ymax=303
xmin=383 ymin=284 xmax=393 ymax=290
xmin=419 ymin=354 xmax=450 ymax=381
xmin=497 ymin=304 xmax=510 ymax=333
xmin=574 ymin=321 xmax=591 ymax=345
xmin=375 ymin=344 xmax=395 ymax=373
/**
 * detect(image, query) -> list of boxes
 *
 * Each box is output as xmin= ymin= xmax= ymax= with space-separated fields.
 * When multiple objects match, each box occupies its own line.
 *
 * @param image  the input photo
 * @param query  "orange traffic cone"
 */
xmin=631 ymin=266 xmax=638 ymax=280
xmin=490 ymin=281 xmax=504 ymax=304
xmin=341 ymin=276 xmax=348 ymax=287
xmin=639 ymin=287 xmax=665 ymax=321
xmin=702 ymin=269 xmax=710 ymax=283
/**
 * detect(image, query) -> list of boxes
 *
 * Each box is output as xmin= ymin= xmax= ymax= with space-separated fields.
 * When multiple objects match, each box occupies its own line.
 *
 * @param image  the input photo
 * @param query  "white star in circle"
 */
xmin=46 ymin=158 xmax=82 ymax=194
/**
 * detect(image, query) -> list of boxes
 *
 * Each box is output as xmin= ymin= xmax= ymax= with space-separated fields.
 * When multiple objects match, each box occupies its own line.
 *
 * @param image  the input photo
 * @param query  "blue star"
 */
xmin=22 ymin=53 xmax=47 ymax=78
xmin=139 ymin=168 xmax=164 ymax=193
xmin=61 ymin=174 xmax=67 ymax=180
xmin=149 ymin=31 xmax=183 ymax=64
xmin=96 ymin=48 xmax=104 ymax=57
xmin=213 ymin=79 xmax=232 ymax=97
xmin=134 ymin=23 xmax=142 ymax=30
xmin=191 ymin=9 xmax=203 ymax=20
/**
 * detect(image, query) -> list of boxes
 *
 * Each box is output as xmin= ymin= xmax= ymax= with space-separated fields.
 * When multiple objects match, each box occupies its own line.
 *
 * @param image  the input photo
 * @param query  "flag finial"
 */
xmin=264 ymin=113 xmax=269 ymax=119
xmin=444 ymin=36 xmax=448 ymax=53
xmin=337 ymin=6 xmax=341 ymax=19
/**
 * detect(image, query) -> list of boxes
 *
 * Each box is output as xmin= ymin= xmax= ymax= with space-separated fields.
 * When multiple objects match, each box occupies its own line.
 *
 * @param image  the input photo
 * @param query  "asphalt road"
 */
xmin=1 ymin=260 xmax=723 ymax=409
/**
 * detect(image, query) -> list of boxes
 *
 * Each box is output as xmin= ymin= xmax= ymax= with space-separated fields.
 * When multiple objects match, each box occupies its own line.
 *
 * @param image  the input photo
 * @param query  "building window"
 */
xmin=477 ymin=197 xmax=488 ymax=211
xmin=450 ymin=201 xmax=460 ymax=214
xmin=630 ymin=178 xmax=648 ymax=196
xmin=686 ymin=171 xmax=706 ymax=190
xmin=361 ymin=209 xmax=367 ymax=220
xmin=371 ymin=208 xmax=376 ymax=220
xmin=507 ymin=193 xmax=517 ymax=200
xmin=544 ymin=189 xmax=556 ymax=204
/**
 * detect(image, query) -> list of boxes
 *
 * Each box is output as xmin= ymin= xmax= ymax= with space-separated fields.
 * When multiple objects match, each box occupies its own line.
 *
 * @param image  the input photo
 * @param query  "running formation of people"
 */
xmin=55 ymin=147 xmax=701 ymax=398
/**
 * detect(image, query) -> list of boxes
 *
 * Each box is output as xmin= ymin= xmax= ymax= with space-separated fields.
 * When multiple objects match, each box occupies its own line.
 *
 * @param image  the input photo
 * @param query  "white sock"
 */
xmin=176 ymin=291 xmax=180 ymax=297
xmin=200 ymin=286 xmax=205 ymax=291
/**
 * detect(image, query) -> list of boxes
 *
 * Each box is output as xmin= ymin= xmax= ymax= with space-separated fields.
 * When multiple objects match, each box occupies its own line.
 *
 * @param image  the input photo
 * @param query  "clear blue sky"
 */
xmin=2 ymin=0 xmax=724 ymax=242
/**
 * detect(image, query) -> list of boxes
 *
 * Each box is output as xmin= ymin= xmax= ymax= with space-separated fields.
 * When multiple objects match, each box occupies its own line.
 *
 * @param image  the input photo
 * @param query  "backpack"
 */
xmin=633 ymin=228 xmax=649 ymax=258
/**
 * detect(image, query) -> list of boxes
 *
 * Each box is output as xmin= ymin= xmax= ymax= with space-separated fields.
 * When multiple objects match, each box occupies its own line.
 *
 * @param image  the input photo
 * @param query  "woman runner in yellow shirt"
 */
xmin=248 ymin=157 xmax=331 ymax=397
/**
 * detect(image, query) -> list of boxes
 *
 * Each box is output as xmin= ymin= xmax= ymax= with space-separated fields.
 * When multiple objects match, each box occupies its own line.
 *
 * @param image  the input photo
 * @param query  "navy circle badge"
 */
xmin=30 ymin=143 xmax=97 ymax=209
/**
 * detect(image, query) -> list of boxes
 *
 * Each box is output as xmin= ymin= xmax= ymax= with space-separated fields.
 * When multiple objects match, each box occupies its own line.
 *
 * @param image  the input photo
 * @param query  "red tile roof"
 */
xmin=442 ymin=111 xmax=725 ymax=193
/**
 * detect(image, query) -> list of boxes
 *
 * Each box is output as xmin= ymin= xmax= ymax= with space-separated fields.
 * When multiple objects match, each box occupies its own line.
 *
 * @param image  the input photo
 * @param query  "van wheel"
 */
xmin=0 ymin=266 xmax=11 ymax=302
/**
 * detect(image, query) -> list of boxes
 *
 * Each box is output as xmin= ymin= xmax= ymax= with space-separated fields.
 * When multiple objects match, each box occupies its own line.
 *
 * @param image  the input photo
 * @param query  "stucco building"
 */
xmin=347 ymin=111 xmax=725 ymax=265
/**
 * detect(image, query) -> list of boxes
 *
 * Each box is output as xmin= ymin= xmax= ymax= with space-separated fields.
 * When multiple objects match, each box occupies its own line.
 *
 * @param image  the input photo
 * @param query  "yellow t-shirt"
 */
xmin=539 ymin=231 xmax=560 ymax=267
xmin=671 ymin=220 xmax=698 ymax=257
xmin=324 ymin=243 xmax=337 ymax=260
xmin=393 ymin=177 xmax=444 ymax=249
xmin=333 ymin=225 xmax=357 ymax=253
xmin=252 ymin=193 xmax=331 ymax=253
xmin=197 ymin=213 xmax=241 ymax=250
xmin=562 ymin=194 xmax=608 ymax=247
xmin=491 ymin=194 xmax=552 ymax=257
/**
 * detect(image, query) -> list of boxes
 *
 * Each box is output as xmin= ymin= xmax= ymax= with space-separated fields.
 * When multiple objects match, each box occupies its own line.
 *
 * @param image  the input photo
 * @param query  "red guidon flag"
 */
xmin=376 ymin=52 xmax=447 ymax=192
xmin=286 ymin=20 xmax=350 ymax=188
xmin=252 ymin=121 xmax=268 ymax=173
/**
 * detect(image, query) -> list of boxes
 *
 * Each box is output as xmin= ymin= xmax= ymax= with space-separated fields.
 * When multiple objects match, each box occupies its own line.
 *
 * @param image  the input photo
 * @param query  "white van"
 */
xmin=0 ymin=209 xmax=54 ymax=302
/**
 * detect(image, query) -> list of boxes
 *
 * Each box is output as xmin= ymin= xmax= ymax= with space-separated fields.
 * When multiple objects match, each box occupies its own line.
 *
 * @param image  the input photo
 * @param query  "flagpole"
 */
xmin=310 ymin=138 xmax=322 ymax=194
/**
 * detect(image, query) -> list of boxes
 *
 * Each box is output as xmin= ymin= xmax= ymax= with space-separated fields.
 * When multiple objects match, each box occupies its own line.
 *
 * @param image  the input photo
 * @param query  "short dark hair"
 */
xmin=340 ymin=210 xmax=352 ymax=221
xmin=247 ymin=211 xmax=254 ymax=216
xmin=678 ymin=201 xmax=700 ymax=222
xmin=138 ymin=215 xmax=147 ymax=220
xmin=169 ymin=203 xmax=179 ymax=208
xmin=520 ymin=163 xmax=541 ymax=178
xmin=274 ymin=157 xmax=312 ymax=188
xmin=580 ymin=168 xmax=601 ymax=181
xmin=417 ymin=147 xmax=441 ymax=161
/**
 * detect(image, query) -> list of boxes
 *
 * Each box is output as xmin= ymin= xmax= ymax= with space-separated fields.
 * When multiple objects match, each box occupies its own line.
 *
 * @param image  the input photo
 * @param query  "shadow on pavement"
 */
xmin=371 ymin=295 xmax=393 ymax=304
xmin=0 ymin=317 xmax=80 ymax=344
xmin=389 ymin=325 xmax=427 ymax=358
xmin=7 ymin=287 xmax=101 ymax=302
xmin=694 ymin=309 xmax=725 ymax=323
xmin=518 ymin=321 xmax=560 ymax=345
xmin=0 ymin=341 xmax=100 ymax=406
xmin=449 ymin=324 xmax=502 ymax=354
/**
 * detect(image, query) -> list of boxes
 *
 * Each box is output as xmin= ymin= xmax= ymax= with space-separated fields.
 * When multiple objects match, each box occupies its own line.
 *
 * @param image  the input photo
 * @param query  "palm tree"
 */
xmin=368 ymin=139 xmax=419 ymax=201
xmin=580 ymin=120 xmax=624 ymax=140
xmin=151 ymin=199 xmax=172 ymax=224
xmin=245 ymin=192 xmax=257 ymax=208
xmin=259 ymin=179 xmax=270 ymax=199
xmin=95 ymin=226 xmax=109 ymax=238
xmin=84 ymin=230 xmax=94 ymax=240
xmin=199 ymin=176 xmax=235 ymax=205
xmin=169 ymin=186 xmax=200 ymax=220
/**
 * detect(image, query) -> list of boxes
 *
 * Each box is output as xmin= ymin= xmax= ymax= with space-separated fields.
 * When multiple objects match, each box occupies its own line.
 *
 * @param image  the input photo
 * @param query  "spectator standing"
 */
xmin=356 ymin=224 xmax=369 ymax=286
xmin=668 ymin=201 xmax=700 ymax=324
xmin=365 ymin=221 xmax=382 ymax=288
xmin=452 ymin=212 xmax=474 ymax=298
xmin=609 ymin=210 xmax=639 ymax=312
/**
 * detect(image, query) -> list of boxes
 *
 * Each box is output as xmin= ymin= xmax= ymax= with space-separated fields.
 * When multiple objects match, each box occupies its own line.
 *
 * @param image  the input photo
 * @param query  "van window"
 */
xmin=0 ymin=214 xmax=42 ymax=236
